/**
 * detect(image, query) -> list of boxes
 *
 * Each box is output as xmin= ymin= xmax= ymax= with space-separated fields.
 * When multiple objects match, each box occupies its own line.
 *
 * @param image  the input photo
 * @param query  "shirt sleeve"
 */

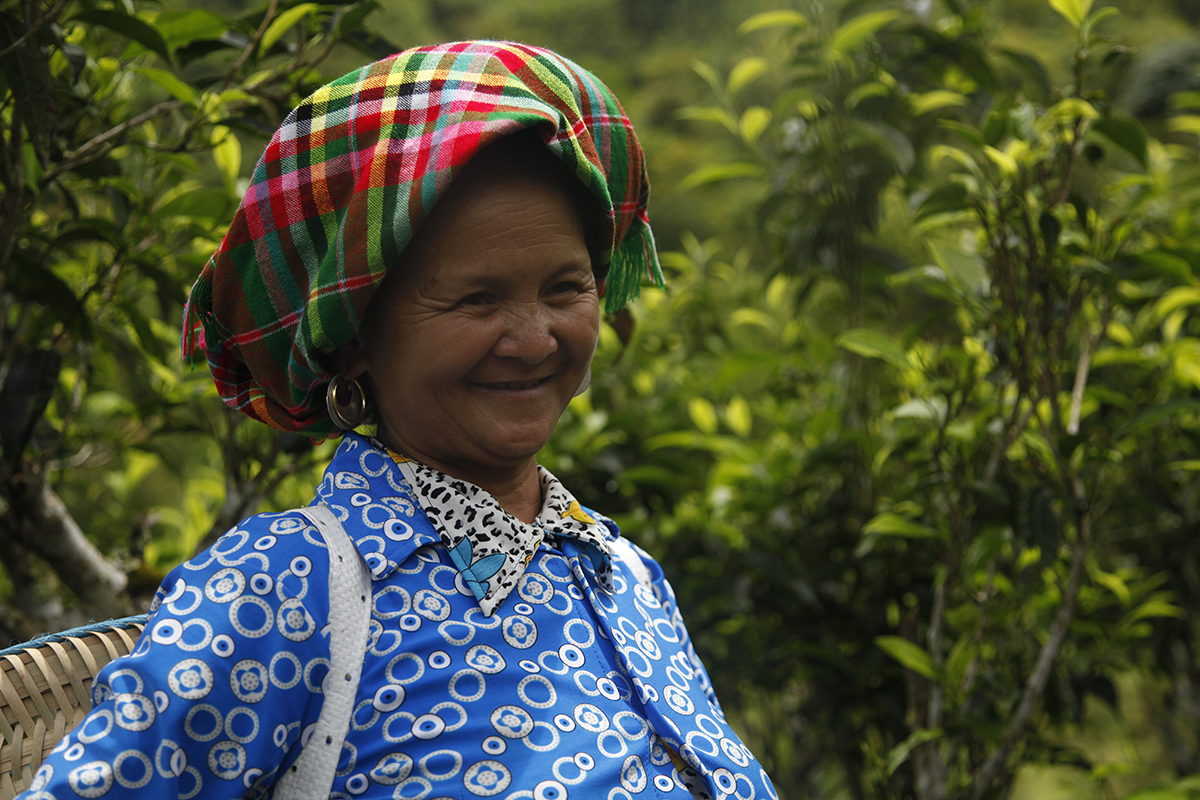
xmin=620 ymin=537 xmax=726 ymax=715
xmin=19 ymin=512 xmax=333 ymax=800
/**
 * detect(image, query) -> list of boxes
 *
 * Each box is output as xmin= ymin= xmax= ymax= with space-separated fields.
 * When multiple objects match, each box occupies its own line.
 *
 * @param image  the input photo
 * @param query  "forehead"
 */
xmin=398 ymin=155 xmax=591 ymax=288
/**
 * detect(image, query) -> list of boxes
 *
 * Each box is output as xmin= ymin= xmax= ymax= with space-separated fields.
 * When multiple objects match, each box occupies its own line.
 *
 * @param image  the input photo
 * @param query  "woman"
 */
xmin=21 ymin=42 xmax=776 ymax=800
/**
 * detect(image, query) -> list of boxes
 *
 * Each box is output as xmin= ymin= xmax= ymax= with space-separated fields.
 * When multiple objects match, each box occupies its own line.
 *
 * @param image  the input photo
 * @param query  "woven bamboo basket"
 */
xmin=0 ymin=616 xmax=147 ymax=799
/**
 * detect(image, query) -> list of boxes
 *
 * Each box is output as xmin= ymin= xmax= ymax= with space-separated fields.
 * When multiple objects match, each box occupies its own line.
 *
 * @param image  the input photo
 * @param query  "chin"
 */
xmin=481 ymin=428 xmax=558 ymax=462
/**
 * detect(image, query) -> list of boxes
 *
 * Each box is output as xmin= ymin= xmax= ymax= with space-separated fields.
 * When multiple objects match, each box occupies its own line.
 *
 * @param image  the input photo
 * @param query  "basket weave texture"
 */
xmin=0 ymin=616 xmax=147 ymax=799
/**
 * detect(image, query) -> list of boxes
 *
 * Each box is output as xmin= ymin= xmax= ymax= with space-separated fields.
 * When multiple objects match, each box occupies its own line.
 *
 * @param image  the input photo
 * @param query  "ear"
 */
xmin=336 ymin=335 xmax=370 ymax=381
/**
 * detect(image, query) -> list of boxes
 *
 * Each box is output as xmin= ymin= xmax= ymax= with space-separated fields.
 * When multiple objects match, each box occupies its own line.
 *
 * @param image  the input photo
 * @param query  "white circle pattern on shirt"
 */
xmin=36 ymin=433 xmax=775 ymax=800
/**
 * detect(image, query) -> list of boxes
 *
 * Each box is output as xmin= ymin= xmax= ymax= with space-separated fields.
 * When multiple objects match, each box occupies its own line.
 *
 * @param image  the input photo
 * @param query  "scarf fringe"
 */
xmin=604 ymin=220 xmax=663 ymax=314
xmin=181 ymin=275 xmax=213 ymax=366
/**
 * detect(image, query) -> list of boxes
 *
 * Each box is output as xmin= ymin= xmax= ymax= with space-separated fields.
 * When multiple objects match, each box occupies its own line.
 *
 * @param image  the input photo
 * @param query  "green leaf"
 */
xmin=691 ymin=60 xmax=722 ymax=92
xmin=1044 ymin=97 xmax=1099 ymax=124
xmin=983 ymin=145 xmax=1018 ymax=176
xmin=70 ymin=9 xmax=171 ymax=62
xmin=261 ymin=3 xmax=319 ymax=54
xmin=1116 ymin=399 xmax=1200 ymax=436
xmin=22 ymin=142 xmax=42 ymax=197
xmin=153 ymin=8 xmax=227 ymax=49
xmin=1092 ymin=569 xmax=1131 ymax=606
xmin=727 ymin=57 xmax=768 ymax=95
xmin=887 ymin=728 xmax=943 ymax=775
xmin=1093 ymin=115 xmax=1148 ymax=168
xmin=1048 ymin=0 xmax=1092 ymax=28
xmin=931 ymin=144 xmax=983 ymax=178
xmin=1122 ymin=600 xmax=1186 ymax=623
xmin=688 ymin=398 xmax=719 ymax=435
xmin=643 ymin=431 xmax=724 ymax=453
xmin=729 ymin=308 xmax=775 ymax=331
xmin=737 ymin=9 xmax=810 ymax=34
xmin=996 ymin=48 xmax=1051 ymax=100
xmin=863 ymin=512 xmax=938 ymax=539
xmin=739 ymin=106 xmax=771 ymax=144
xmin=8 ymin=263 xmax=92 ymax=340
xmin=916 ymin=183 xmax=969 ymax=222
xmin=1138 ymin=252 xmax=1195 ymax=285
xmin=51 ymin=218 xmax=121 ymax=249
xmin=679 ymin=162 xmax=765 ymax=191
xmin=828 ymin=11 xmax=901 ymax=59
xmin=891 ymin=397 xmax=949 ymax=421
xmin=334 ymin=0 xmax=379 ymax=34
xmin=1081 ymin=5 xmax=1119 ymax=37
xmin=154 ymin=187 xmax=233 ymax=220
xmin=1122 ymin=789 xmax=1190 ymax=800
xmin=836 ymin=328 xmax=908 ymax=369
xmin=876 ymin=636 xmax=940 ymax=680
xmin=847 ymin=81 xmax=890 ymax=109
xmin=132 ymin=66 xmax=198 ymax=106
xmin=1169 ymin=115 xmax=1200 ymax=136
xmin=850 ymin=120 xmax=914 ymax=173
xmin=939 ymin=120 xmax=984 ymax=147
xmin=675 ymin=105 xmax=738 ymax=135
xmin=211 ymin=125 xmax=242 ymax=192
xmin=1170 ymin=91 xmax=1200 ymax=111
xmin=910 ymin=90 xmax=968 ymax=115
xmin=1152 ymin=286 xmax=1200 ymax=324
xmin=725 ymin=396 xmax=752 ymax=438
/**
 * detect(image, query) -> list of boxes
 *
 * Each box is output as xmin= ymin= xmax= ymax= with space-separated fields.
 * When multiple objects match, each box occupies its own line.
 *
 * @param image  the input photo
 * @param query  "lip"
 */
xmin=472 ymin=375 xmax=555 ymax=393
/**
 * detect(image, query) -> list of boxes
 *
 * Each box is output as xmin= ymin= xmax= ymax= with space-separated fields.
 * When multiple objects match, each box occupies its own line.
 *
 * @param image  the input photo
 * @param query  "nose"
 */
xmin=493 ymin=301 xmax=558 ymax=363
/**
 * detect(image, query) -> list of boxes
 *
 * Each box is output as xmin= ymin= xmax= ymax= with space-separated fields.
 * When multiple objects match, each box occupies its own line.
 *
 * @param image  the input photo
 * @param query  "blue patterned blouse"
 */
xmin=19 ymin=433 xmax=777 ymax=800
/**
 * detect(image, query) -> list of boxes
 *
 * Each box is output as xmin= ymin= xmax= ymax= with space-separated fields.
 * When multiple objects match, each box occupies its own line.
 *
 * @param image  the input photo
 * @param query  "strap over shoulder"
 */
xmin=272 ymin=504 xmax=371 ymax=800
xmin=608 ymin=535 xmax=653 ymax=589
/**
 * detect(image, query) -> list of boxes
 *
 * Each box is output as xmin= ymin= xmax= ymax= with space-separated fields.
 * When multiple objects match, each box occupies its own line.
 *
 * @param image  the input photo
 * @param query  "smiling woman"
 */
xmin=340 ymin=137 xmax=603 ymax=523
xmin=15 ymin=42 xmax=778 ymax=800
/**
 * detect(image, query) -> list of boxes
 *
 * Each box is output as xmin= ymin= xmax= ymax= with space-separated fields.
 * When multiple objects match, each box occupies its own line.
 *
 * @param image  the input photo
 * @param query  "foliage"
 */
xmin=0 ymin=0 xmax=380 ymax=635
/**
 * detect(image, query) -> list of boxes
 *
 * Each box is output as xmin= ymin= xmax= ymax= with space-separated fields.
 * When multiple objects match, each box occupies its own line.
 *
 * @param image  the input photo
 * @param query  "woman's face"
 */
xmin=344 ymin=151 xmax=601 ymax=479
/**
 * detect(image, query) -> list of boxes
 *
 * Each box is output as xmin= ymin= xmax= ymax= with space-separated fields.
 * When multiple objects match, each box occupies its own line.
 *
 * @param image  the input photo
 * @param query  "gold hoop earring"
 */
xmin=326 ymin=373 xmax=368 ymax=430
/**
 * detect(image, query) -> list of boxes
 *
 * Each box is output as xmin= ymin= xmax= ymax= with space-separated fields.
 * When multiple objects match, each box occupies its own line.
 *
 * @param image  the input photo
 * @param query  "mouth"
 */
xmin=475 ymin=376 xmax=553 ymax=391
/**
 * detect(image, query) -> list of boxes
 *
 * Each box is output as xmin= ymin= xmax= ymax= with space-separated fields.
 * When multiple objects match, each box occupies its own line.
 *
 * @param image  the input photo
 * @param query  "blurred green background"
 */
xmin=5 ymin=0 xmax=1200 ymax=797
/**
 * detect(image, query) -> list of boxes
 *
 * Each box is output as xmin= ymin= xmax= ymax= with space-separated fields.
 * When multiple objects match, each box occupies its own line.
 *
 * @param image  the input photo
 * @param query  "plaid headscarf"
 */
xmin=182 ymin=41 xmax=662 ymax=439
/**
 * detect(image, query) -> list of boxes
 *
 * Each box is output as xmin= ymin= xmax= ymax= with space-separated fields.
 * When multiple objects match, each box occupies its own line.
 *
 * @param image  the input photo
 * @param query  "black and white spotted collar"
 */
xmin=383 ymin=444 xmax=614 ymax=616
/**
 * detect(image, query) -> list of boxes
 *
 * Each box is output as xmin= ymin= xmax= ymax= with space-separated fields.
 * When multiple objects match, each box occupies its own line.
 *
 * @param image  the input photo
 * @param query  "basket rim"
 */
xmin=0 ymin=615 xmax=148 ymax=658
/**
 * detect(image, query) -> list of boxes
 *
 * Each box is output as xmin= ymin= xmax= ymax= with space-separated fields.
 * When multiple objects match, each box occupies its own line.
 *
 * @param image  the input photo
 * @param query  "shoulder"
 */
xmin=581 ymin=506 xmax=668 ymax=587
xmin=148 ymin=506 xmax=333 ymax=623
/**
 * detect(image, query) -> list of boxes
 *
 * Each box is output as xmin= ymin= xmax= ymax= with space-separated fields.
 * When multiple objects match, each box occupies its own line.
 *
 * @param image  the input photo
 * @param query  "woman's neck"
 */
xmin=469 ymin=464 xmax=543 ymax=524
xmin=375 ymin=433 xmax=544 ymax=523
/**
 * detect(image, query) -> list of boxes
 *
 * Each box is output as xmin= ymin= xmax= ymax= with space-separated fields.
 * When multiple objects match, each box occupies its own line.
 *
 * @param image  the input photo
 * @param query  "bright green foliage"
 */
xmin=597 ymin=0 xmax=1200 ymax=798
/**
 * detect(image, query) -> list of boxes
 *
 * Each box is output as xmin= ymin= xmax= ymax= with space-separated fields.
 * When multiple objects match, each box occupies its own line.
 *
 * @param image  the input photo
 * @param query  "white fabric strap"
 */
xmin=609 ymin=536 xmax=652 ymax=589
xmin=272 ymin=504 xmax=372 ymax=800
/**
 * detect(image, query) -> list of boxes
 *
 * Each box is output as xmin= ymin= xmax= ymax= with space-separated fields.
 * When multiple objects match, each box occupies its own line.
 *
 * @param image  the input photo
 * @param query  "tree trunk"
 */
xmin=3 ymin=470 xmax=130 ymax=620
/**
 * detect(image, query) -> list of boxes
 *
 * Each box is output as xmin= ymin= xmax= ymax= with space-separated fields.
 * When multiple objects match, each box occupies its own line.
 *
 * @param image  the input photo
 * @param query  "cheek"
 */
xmin=567 ymin=301 xmax=601 ymax=354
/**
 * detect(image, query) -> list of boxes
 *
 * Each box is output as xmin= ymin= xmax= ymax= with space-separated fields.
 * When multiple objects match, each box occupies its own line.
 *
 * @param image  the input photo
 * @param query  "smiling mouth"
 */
xmin=477 ymin=376 xmax=552 ymax=391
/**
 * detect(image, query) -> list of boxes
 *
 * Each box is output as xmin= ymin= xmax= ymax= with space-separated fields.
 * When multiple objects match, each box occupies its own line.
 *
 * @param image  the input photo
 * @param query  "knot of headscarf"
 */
xmin=182 ymin=41 xmax=662 ymax=440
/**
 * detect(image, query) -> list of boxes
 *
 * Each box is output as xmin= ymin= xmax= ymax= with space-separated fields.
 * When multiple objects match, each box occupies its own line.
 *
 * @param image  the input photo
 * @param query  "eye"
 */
xmin=548 ymin=281 xmax=582 ymax=295
xmin=460 ymin=292 xmax=491 ymax=306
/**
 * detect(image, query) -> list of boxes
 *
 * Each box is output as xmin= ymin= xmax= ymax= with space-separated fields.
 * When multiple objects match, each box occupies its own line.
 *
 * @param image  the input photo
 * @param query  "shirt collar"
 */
xmin=380 ymin=443 xmax=613 ymax=616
